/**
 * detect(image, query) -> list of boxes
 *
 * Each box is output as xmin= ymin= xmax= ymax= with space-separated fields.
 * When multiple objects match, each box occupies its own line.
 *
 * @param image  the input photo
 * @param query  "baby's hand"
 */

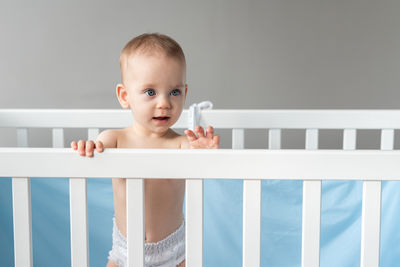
xmin=184 ymin=126 xmax=219 ymax=149
xmin=70 ymin=140 xmax=104 ymax=157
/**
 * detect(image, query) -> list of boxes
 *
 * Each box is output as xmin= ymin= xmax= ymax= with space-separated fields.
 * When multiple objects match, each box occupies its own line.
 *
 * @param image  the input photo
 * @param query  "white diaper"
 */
xmin=108 ymin=217 xmax=185 ymax=267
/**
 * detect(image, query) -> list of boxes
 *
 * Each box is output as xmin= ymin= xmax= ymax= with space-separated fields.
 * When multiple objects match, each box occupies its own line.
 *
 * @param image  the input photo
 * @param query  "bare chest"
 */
xmin=117 ymin=132 xmax=182 ymax=149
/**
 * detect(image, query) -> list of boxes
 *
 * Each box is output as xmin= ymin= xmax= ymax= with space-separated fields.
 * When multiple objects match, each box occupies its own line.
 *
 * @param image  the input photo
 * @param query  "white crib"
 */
xmin=0 ymin=109 xmax=399 ymax=267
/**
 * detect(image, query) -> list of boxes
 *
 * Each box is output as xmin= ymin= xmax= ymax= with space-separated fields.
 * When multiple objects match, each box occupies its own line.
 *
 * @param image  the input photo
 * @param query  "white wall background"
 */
xmin=0 ymin=0 xmax=399 ymax=148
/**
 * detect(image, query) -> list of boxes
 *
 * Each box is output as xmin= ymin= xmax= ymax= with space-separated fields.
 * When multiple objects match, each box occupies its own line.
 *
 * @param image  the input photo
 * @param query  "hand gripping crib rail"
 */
xmin=1 ymin=109 xmax=400 ymax=267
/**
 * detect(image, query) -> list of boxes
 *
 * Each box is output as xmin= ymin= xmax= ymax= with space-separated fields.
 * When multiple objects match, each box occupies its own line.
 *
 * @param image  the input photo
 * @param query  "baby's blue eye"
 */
xmin=170 ymin=89 xmax=181 ymax=96
xmin=145 ymin=89 xmax=156 ymax=96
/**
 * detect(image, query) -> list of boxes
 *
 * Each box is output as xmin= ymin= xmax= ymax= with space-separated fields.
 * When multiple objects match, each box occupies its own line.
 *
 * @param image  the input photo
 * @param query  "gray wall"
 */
xmin=1 ymin=0 xmax=399 ymax=148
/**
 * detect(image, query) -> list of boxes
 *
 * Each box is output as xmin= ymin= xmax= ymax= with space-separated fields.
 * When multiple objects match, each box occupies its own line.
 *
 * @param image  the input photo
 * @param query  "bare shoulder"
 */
xmin=96 ymin=129 xmax=120 ymax=148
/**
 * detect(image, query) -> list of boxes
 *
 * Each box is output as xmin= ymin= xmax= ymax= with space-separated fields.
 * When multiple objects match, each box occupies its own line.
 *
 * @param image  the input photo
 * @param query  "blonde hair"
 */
xmin=120 ymin=33 xmax=186 ymax=82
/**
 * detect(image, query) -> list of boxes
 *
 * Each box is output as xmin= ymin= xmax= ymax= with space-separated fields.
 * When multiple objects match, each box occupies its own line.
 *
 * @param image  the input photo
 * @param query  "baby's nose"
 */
xmin=156 ymin=95 xmax=171 ymax=109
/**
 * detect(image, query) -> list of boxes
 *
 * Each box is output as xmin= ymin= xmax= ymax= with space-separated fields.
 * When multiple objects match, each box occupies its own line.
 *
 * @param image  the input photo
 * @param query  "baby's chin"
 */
xmin=153 ymin=118 xmax=180 ymax=131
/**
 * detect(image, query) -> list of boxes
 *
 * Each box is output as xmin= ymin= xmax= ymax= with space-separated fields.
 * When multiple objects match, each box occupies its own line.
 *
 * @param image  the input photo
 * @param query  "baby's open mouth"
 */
xmin=153 ymin=116 xmax=170 ymax=120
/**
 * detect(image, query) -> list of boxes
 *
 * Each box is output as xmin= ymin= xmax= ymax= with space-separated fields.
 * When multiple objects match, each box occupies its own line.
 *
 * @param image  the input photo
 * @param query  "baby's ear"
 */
xmin=116 ymin=84 xmax=130 ymax=109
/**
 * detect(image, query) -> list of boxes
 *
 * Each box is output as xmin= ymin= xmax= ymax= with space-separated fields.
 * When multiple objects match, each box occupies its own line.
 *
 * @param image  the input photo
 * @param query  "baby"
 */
xmin=71 ymin=33 xmax=219 ymax=267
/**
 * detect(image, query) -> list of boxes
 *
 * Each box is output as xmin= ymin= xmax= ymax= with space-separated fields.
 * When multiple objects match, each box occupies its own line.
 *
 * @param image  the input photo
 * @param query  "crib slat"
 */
xmin=52 ymin=128 xmax=64 ymax=148
xmin=381 ymin=129 xmax=394 ymax=150
xmin=126 ymin=178 xmax=145 ymax=267
xmin=12 ymin=178 xmax=33 ymax=267
xmin=69 ymin=178 xmax=89 ymax=267
xmin=302 ymin=129 xmax=321 ymax=267
xmin=343 ymin=129 xmax=356 ymax=150
xmin=232 ymin=129 xmax=244 ymax=149
xmin=360 ymin=129 xmax=393 ymax=267
xmin=17 ymin=128 xmax=28 ymax=147
xmin=69 ymin=127 xmax=97 ymax=267
xmin=233 ymin=128 xmax=261 ymax=267
xmin=305 ymin=129 xmax=318 ymax=150
xmin=13 ymin=128 xmax=33 ymax=267
xmin=302 ymin=180 xmax=321 ymax=267
xmin=360 ymin=181 xmax=381 ymax=267
xmin=243 ymin=180 xmax=261 ymax=267
xmin=88 ymin=128 xmax=99 ymax=141
xmin=64 ymin=127 xmax=89 ymax=266
xmin=268 ymin=129 xmax=281 ymax=149
xmin=186 ymin=179 xmax=203 ymax=267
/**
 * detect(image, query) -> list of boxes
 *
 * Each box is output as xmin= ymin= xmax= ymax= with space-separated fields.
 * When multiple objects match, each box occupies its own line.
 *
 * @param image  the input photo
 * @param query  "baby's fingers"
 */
xmin=77 ymin=140 xmax=86 ymax=156
xmin=213 ymin=135 xmax=220 ymax=148
xmin=195 ymin=126 xmax=205 ymax=138
xmin=184 ymin=129 xmax=198 ymax=142
xmin=205 ymin=126 xmax=214 ymax=139
xmin=86 ymin=141 xmax=95 ymax=157
xmin=96 ymin=141 xmax=104 ymax=153
xmin=70 ymin=141 xmax=78 ymax=150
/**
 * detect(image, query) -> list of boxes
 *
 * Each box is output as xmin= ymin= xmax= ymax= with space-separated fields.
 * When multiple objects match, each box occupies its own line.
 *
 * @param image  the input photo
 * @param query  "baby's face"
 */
xmin=122 ymin=52 xmax=187 ymax=135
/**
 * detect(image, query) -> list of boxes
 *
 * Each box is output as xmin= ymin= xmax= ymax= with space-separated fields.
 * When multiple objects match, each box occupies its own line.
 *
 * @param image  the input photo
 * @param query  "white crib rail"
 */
xmin=1 ymin=109 xmax=400 ymax=267
xmin=2 ymin=149 xmax=400 ymax=267
xmin=2 ymin=148 xmax=400 ymax=180
xmin=2 ymin=109 xmax=400 ymax=129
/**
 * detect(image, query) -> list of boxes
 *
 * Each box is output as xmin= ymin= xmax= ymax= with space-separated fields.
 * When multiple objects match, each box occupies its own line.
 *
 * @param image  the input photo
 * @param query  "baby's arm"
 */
xmin=183 ymin=126 xmax=219 ymax=149
xmin=70 ymin=129 xmax=118 ymax=157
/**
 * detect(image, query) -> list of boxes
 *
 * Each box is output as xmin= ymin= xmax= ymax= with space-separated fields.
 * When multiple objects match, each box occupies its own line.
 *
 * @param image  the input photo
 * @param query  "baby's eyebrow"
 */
xmin=173 ymin=84 xmax=185 ymax=88
xmin=141 ymin=84 xmax=184 ymax=88
xmin=142 ymin=84 xmax=156 ymax=88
